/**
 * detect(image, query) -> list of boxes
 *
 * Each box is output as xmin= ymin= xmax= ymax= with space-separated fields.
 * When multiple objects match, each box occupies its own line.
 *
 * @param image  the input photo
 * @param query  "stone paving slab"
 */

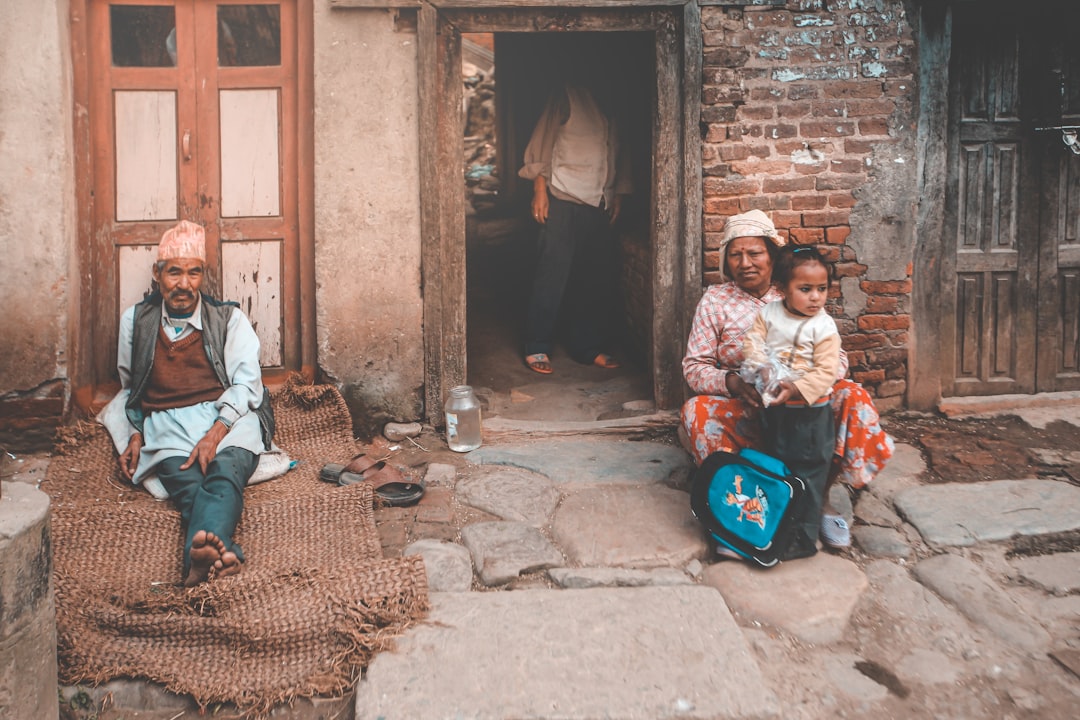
xmin=552 ymin=485 xmax=708 ymax=568
xmin=548 ymin=566 xmax=694 ymax=589
xmin=913 ymin=553 xmax=1052 ymax=654
xmin=460 ymin=521 xmax=564 ymax=586
xmin=866 ymin=442 xmax=924 ymax=502
xmin=404 ymin=539 xmax=473 ymax=592
xmin=355 ymin=587 xmax=780 ymax=720
xmin=1008 ymin=552 xmax=1080 ymax=596
xmin=894 ymin=479 xmax=1080 ymax=546
xmin=701 ymin=553 xmax=868 ymax=645
xmin=455 ymin=466 xmax=559 ymax=526
xmin=467 ymin=439 xmax=693 ymax=486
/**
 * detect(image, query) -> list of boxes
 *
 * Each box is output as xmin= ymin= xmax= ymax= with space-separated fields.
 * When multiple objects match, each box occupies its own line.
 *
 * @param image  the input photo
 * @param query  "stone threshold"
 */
xmin=938 ymin=390 xmax=1080 ymax=418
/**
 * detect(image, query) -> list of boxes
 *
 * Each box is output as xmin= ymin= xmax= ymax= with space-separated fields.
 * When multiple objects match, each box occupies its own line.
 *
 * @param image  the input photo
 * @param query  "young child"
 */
xmin=742 ymin=245 xmax=841 ymax=560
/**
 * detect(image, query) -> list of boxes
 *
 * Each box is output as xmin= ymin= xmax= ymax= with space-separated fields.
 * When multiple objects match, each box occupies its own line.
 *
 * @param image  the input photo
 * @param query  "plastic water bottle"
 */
xmin=444 ymin=385 xmax=482 ymax=452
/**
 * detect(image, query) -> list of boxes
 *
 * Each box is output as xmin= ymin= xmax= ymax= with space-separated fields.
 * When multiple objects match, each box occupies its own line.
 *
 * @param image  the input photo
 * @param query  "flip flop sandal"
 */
xmin=593 ymin=353 xmax=621 ymax=369
xmin=319 ymin=452 xmax=379 ymax=483
xmin=339 ymin=461 xmax=425 ymax=507
xmin=525 ymin=353 xmax=554 ymax=375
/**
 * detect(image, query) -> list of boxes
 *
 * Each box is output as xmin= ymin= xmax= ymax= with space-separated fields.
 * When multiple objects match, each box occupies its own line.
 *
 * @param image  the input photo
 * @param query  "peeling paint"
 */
xmin=772 ymin=65 xmax=856 ymax=83
xmin=785 ymin=30 xmax=834 ymax=47
xmin=862 ymin=61 xmax=888 ymax=78
xmin=774 ymin=69 xmax=807 ymax=83
xmin=794 ymin=15 xmax=834 ymax=28
xmin=792 ymin=147 xmax=827 ymax=164
xmin=759 ymin=48 xmax=790 ymax=61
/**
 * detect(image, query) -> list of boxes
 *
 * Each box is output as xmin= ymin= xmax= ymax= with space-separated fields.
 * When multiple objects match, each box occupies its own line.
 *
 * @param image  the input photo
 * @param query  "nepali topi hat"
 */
xmin=158 ymin=220 xmax=206 ymax=262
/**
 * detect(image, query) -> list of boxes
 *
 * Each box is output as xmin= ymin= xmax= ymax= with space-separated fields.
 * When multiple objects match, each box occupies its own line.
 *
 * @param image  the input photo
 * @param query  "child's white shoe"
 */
xmin=821 ymin=514 xmax=851 ymax=548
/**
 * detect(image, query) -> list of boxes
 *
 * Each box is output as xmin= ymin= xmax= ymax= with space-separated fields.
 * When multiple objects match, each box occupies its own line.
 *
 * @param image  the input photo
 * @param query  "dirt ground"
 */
xmin=882 ymin=411 xmax=1080 ymax=486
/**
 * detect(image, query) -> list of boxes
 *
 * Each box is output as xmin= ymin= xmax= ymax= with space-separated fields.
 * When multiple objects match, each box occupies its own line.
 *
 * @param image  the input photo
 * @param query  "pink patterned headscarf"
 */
xmin=720 ymin=209 xmax=786 ymax=255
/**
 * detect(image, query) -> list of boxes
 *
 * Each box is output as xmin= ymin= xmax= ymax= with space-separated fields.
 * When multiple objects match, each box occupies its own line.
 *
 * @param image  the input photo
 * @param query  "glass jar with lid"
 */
xmin=444 ymin=385 xmax=482 ymax=452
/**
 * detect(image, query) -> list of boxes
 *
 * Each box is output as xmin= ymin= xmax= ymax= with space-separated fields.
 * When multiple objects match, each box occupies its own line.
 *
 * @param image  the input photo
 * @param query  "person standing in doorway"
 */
xmin=519 ymin=73 xmax=632 ymax=375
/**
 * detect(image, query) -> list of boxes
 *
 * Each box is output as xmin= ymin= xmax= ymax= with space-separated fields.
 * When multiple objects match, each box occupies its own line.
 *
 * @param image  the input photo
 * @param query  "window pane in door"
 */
xmin=110 ymin=5 xmax=176 ymax=67
xmin=218 ymin=5 xmax=281 ymax=67
xmin=114 ymin=91 xmax=178 ymax=221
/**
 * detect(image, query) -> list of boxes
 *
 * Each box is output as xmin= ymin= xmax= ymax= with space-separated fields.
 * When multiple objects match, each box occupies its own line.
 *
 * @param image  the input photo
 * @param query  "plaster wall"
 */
xmin=313 ymin=7 xmax=424 ymax=433
xmin=0 ymin=0 xmax=74 ymax=399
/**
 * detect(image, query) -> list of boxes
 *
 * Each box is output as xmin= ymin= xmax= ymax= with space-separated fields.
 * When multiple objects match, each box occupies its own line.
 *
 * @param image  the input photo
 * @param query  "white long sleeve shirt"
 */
xmin=99 ymin=295 xmax=265 ymax=486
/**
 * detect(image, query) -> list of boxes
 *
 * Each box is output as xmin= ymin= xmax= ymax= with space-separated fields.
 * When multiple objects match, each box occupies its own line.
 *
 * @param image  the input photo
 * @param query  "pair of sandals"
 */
xmin=524 ymin=352 xmax=620 ymax=375
xmin=319 ymin=452 xmax=425 ymax=507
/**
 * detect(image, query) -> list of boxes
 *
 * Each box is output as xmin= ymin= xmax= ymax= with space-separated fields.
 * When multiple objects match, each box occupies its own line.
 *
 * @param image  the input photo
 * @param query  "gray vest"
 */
xmin=125 ymin=292 xmax=275 ymax=449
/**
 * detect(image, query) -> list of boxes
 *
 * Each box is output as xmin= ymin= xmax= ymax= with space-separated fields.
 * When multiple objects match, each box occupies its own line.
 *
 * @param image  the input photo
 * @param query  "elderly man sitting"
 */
xmin=100 ymin=220 xmax=274 ymax=586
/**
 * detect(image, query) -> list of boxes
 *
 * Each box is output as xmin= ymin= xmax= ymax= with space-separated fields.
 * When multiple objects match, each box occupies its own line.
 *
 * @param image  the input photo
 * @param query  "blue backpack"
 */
xmin=690 ymin=448 xmax=808 ymax=567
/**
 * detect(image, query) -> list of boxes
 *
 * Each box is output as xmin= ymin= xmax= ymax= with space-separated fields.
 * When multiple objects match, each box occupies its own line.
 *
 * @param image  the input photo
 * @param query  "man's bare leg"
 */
xmin=185 ymin=529 xmax=226 ymax=586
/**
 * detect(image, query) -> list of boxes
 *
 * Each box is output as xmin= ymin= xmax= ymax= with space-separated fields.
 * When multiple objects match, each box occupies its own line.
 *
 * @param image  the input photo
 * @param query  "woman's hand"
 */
xmin=725 ymin=373 xmax=763 ymax=408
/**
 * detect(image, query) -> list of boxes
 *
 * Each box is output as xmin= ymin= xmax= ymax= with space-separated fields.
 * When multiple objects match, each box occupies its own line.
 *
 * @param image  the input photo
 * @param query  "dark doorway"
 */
xmin=463 ymin=31 xmax=657 ymax=421
xmin=418 ymin=4 xmax=701 ymax=423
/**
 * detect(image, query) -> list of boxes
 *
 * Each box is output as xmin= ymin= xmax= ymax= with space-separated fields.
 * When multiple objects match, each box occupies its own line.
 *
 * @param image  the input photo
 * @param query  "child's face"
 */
xmin=780 ymin=262 xmax=828 ymax=317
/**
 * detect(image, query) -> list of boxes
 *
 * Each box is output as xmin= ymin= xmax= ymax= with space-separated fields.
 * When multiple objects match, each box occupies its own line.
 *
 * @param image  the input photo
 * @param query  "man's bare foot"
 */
xmin=212 ymin=550 xmax=242 ymax=580
xmin=185 ymin=530 xmax=226 ymax=587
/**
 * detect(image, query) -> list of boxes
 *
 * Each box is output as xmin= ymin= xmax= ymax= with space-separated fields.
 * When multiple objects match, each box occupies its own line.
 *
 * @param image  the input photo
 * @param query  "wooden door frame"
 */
xmin=410 ymin=0 xmax=702 ymax=422
xmin=69 ymin=0 xmax=316 ymax=411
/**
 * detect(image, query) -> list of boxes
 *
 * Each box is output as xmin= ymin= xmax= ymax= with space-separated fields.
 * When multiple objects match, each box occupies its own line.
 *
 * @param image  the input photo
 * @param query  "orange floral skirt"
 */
xmin=680 ymin=379 xmax=894 ymax=489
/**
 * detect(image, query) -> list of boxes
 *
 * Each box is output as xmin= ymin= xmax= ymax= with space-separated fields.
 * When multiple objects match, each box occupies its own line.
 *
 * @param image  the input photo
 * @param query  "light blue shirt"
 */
xmin=103 ymin=296 xmax=266 ymax=485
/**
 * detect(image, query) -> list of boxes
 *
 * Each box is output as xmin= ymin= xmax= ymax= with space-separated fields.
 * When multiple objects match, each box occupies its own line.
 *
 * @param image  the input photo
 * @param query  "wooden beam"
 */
xmin=444 ymin=8 xmax=667 ymax=33
xmin=419 ymin=3 xmax=444 ymax=424
xmin=651 ymin=12 xmax=683 ymax=411
xmin=330 ymin=0 xmax=421 ymax=9
xmin=679 ymin=0 xmax=703 ymax=409
xmin=434 ymin=0 xmax=687 ymax=6
xmin=436 ymin=16 xmax=468 ymax=408
xmin=332 ymin=0 xmax=687 ymax=7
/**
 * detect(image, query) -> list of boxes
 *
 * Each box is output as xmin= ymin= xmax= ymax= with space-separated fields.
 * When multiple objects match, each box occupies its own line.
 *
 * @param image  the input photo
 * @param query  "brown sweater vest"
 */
xmin=141 ymin=327 xmax=225 ymax=413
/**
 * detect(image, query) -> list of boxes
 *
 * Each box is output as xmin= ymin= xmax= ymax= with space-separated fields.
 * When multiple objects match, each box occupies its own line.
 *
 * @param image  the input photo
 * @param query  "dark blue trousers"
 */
xmin=762 ymin=404 xmax=834 ymax=559
xmin=157 ymin=446 xmax=258 ymax=572
xmin=525 ymin=195 xmax=618 ymax=363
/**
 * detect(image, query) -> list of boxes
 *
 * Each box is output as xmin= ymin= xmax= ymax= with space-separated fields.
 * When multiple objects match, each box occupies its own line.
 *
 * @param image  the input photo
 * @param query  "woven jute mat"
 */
xmin=43 ymin=375 xmax=429 ymax=717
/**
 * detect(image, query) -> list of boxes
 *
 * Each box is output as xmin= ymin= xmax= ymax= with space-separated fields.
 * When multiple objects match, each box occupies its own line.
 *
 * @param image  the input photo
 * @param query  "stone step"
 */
xmin=355 ymin=586 xmax=780 ymax=720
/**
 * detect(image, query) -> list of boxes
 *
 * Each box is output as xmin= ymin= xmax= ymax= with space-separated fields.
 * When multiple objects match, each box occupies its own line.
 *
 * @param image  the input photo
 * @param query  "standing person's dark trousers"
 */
xmin=762 ymin=403 xmax=834 ymax=560
xmin=525 ymin=195 xmax=617 ymax=363
xmin=157 ymin=447 xmax=259 ymax=574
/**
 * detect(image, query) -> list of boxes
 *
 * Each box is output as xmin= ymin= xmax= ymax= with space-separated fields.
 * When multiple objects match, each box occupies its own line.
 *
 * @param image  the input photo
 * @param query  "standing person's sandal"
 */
xmin=592 ymin=353 xmax=620 ymax=369
xmin=525 ymin=353 xmax=554 ymax=374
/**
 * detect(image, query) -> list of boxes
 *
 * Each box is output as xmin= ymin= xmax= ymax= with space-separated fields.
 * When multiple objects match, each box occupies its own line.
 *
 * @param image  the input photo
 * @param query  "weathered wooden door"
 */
xmin=943 ymin=3 xmax=1080 ymax=395
xmin=83 ymin=0 xmax=306 ymax=392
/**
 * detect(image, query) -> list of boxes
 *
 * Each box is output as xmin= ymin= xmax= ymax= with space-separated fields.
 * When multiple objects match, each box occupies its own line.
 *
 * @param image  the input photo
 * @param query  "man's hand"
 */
xmin=607 ymin=195 xmax=623 ymax=225
xmin=120 ymin=432 xmax=143 ymax=480
xmin=180 ymin=420 xmax=229 ymax=475
xmin=532 ymin=175 xmax=550 ymax=224
xmin=725 ymin=373 xmax=763 ymax=409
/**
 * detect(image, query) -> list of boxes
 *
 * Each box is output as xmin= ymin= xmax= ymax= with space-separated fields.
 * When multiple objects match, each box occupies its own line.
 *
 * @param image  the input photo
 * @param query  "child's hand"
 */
xmin=770 ymin=381 xmax=803 ymax=406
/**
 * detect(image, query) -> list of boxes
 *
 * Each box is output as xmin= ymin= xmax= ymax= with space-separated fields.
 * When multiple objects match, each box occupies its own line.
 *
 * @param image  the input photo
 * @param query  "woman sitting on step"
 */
xmin=679 ymin=210 xmax=895 ymax=552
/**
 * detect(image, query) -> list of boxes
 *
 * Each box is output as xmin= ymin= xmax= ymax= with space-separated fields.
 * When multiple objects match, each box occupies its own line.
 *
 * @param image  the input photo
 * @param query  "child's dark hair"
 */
xmin=773 ymin=245 xmax=830 ymax=287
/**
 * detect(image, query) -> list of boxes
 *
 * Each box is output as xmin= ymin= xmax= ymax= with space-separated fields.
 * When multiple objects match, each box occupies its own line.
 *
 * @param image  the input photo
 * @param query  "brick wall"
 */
xmin=700 ymin=0 xmax=915 ymax=404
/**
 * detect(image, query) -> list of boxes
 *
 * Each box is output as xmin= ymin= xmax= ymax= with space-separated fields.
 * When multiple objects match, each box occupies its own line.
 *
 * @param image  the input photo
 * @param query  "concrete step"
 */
xmin=355 ymin=586 xmax=779 ymax=720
